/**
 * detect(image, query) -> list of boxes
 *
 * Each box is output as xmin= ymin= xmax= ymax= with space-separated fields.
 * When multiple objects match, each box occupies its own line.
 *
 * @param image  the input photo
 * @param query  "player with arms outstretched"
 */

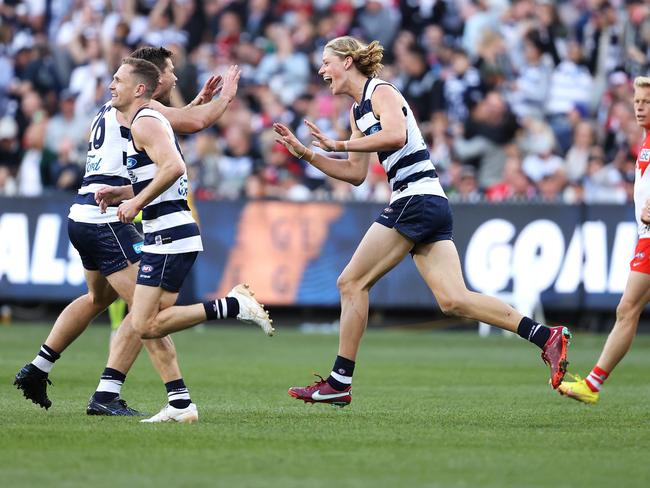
xmin=274 ymin=36 xmax=571 ymax=407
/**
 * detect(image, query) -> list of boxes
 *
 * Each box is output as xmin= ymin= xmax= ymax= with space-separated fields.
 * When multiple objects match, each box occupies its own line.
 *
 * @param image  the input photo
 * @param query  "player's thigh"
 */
xmin=340 ymin=223 xmax=413 ymax=290
xmin=619 ymin=271 xmax=650 ymax=313
xmin=105 ymin=263 xmax=139 ymax=306
xmin=130 ymin=284 xmax=166 ymax=327
xmin=84 ymin=268 xmax=118 ymax=307
xmin=412 ymin=239 xmax=468 ymax=299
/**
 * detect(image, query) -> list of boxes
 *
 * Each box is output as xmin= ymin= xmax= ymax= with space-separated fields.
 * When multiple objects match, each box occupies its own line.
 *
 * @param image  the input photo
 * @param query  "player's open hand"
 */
xmin=220 ymin=65 xmax=241 ymax=102
xmin=95 ymin=185 xmax=124 ymax=214
xmin=117 ymin=199 xmax=141 ymax=224
xmin=304 ymin=119 xmax=336 ymax=152
xmin=190 ymin=75 xmax=222 ymax=106
xmin=273 ymin=123 xmax=309 ymax=159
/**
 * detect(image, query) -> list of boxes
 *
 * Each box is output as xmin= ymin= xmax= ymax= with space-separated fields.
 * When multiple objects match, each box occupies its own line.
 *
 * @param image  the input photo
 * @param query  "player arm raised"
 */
xmin=116 ymin=117 xmax=185 ymax=223
xmin=150 ymin=65 xmax=241 ymax=135
xmin=273 ymin=109 xmax=371 ymax=186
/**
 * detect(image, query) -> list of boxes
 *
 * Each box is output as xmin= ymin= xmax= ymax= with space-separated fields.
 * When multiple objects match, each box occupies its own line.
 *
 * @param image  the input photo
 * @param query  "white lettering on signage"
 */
xmin=465 ymin=219 xmax=636 ymax=297
xmin=0 ymin=213 xmax=84 ymax=286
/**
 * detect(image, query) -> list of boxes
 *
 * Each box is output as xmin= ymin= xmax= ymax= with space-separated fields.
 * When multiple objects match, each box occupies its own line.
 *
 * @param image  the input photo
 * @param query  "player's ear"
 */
xmin=344 ymin=56 xmax=353 ymax=70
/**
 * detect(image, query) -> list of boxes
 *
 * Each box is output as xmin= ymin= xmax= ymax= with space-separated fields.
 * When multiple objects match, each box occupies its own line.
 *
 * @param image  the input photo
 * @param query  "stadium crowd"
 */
xmin=0 ymin=0 xmax=648 ymax=204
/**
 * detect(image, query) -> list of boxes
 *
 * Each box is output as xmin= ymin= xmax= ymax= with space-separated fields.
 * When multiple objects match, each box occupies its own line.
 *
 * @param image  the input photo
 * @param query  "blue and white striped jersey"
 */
xmin=352 ymin=78 xmax=446 ymax=204
xmin=68 ymin=102 xmax=131 ymax=223
xmin=126 ymin=107 xmax=202 ymax=255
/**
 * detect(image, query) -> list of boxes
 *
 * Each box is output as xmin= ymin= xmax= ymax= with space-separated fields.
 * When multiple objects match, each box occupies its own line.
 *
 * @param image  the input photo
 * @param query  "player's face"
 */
xmin=154 ymin=58 xmax=177 ymax=104
xmin=318 ymin=49 xmax=347 ymax=95
xmin=109 ymin=64 xmax=137 ymax=111
xmin=634 ymin=86 xmax=650 ymax=129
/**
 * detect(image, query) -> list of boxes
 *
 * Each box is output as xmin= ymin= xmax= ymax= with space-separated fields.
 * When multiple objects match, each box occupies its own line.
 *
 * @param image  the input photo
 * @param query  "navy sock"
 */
xmin=326 ymin=355 xmax=355 ymax=391
xmin=166 ymin=378 xmax=191 ymax=409
xmin=203 ymin=297 xmax=239 ymax=320
xmin=517 ymin=317 xmax=550 ymax=349
xmin=92 ymin=367 xmax=126 ymax=403
xmin=31 ymin=343 xmax=61 ymax=374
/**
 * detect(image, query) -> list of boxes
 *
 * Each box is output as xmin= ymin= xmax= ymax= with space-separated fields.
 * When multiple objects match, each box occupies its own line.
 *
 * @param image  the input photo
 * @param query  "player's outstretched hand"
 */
xmin=304 ymin=119 xmax=337 ymax=152
xmin=220 ymin=65 xmax=241 ymax=102
xmin=189 ymin=75 xmax=222 ymax=107
xmin=273 ymin=122 xmax=309 ymax=160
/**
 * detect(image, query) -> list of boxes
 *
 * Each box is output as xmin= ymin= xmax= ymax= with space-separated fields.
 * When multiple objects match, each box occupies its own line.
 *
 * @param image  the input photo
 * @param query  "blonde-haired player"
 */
xmin=559 ymin=76 xmax=650 ymax=403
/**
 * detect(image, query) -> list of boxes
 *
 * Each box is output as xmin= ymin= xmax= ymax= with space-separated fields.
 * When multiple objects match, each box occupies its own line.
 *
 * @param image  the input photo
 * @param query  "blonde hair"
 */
xmin=324 ymin=36 xmax=384 ymax=78
xmin=634 ymin=76 xmax=650 ymax=89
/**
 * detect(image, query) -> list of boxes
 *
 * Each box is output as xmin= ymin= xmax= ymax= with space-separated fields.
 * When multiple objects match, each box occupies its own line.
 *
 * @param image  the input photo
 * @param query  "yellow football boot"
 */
xmin=558 ymin=375 xmax=599 ymax=404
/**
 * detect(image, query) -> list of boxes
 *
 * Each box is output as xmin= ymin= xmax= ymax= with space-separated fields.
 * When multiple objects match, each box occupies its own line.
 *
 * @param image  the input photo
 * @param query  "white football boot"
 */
xmin=228 ymin=284 xmax=275 ymax=336
xmin=140 ymin=403 xmax=199 ymax=424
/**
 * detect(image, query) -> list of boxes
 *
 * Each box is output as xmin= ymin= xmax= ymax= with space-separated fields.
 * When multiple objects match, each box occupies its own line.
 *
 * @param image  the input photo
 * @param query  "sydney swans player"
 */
xmin=559 ymin=76 xmax=650 ymax=404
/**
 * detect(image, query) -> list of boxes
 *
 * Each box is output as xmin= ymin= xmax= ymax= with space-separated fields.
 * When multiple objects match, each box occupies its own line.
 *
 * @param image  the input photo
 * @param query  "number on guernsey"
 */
xmin=90 ymin=105 xmax=110 ymax=150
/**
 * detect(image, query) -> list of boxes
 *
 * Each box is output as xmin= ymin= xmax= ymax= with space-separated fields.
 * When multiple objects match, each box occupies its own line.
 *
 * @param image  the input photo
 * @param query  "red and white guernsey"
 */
xmin=634 ymin=132 xmax=650 ymax=239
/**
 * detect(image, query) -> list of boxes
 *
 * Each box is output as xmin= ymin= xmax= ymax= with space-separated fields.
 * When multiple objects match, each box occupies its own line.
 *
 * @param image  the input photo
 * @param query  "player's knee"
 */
xmin=337 ymin=274 xmax=360 ymax=296
xmin=86 ymin=291 xmax=113 ymax=310
xmin=437 ymin=296 xmax=464 ymax=317
xmin=615 ymin=299 xmax=641 ymax=324
xmin=132 ymin=317 xmax=162 ymax=339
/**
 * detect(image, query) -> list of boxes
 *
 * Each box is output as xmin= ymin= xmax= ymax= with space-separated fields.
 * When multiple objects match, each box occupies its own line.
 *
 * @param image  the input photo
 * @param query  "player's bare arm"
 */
xmin=117 ymin=117 xmax=185 ymax=223
xmin=152 ymin=65 xmax=241 ymax=134
xmin=274 ymin=111 xmax=370 ymax=186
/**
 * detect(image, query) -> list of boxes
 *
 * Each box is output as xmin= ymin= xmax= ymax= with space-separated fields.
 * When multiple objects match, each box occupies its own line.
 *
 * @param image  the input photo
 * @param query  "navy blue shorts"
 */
xmin=137 ymin=252 xmax=198 ymax=292
xmin=375 ymin=195 xmax=453 ymax=245
xmin=68 ymin=219 xmax=143 ymax=276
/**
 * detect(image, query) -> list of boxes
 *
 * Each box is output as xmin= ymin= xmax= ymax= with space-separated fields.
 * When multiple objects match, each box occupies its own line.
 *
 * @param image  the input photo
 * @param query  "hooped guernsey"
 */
xmin=125 ymin=107 xmax=202 ymax=255
xmin=351 ymin=77 xmax=446 ymax=204
xmin=68 ymin=102 xmax=131 ymax=223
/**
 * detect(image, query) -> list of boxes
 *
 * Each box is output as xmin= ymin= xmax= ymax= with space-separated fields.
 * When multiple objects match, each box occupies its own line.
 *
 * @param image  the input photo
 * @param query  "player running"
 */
xmin=14 ymin=48 xmax=270 ymax=421
xmin=274 ymin=36 xmax=571 ymax=407
xmin=558 ymin=76 xmax=650 ymax=404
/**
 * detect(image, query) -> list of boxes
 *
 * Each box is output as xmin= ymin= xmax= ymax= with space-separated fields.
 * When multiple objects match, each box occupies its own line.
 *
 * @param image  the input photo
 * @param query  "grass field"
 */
xmin=1 ymin=323 xmax=649 ymax=488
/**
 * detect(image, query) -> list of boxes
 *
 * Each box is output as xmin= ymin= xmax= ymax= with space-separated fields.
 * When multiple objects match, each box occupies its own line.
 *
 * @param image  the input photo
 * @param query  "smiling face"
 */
xmin=109 ymin=64 xmax=137 ymax=111
xmin=318 ymin=48 xmax=349 ymax=95
xmin=154 ymin=57 xmax=177 ymax=105
xmin=634 ymin=85 xmax=650 ymax=130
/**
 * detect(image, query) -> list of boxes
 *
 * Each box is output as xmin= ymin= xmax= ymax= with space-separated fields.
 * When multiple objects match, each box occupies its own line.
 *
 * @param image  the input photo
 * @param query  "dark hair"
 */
xmin=129 ymin=46 xmax=173 ymax=72
xmin=121 ymin=57 xmax=161 ymax=98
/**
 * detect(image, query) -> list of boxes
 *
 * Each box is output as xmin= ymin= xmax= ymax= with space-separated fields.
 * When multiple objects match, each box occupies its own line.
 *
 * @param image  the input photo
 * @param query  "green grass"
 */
xmin=1 ymin=324 xmax=649 ymax=488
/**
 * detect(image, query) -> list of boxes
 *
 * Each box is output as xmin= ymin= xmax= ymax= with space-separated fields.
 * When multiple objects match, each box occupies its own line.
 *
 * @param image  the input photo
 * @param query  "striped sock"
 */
xmin=31 ymin=344 xmax=61 ymax=374
xmin=585 ymin=365 xmax=609 ymax=392
xmin=203 ymin=297 xmax=239 ymax=320
xmin=166 ymin=379 xmax=191 ymax=409
xmin=92 ymin=368 xmax=126 ymax=403
xmin=516 ymin=317 xmax=551 ymax=349
xmin=326 ymin=355 xmax=355 ymax=391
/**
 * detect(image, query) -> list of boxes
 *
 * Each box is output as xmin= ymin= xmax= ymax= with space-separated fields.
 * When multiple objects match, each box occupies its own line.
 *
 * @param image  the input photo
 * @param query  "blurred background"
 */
xmin=1 ymin=0 xmax=649 ymax=333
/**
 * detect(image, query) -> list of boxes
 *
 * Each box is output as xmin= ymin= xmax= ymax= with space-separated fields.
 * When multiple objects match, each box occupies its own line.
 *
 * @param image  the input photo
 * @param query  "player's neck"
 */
xmin=348 ymin=74 xmax=370 ymax=104
xmin=121 ymin=99 xmax=151 ymax=128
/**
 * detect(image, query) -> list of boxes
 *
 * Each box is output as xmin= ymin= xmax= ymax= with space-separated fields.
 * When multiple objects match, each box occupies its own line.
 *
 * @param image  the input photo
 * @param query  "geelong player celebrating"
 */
xmin=97 ymin=57 xmax=273 ymax=423
xmin=274 ymin=36 xmax=571 ymax=407
xmin=559 ymin=76 xmax=650 ymax=404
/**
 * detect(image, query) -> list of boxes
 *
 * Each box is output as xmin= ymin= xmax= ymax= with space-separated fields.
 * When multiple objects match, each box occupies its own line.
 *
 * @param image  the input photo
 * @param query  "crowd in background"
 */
xmin=0 ymin=0 xmax=649 ymax=204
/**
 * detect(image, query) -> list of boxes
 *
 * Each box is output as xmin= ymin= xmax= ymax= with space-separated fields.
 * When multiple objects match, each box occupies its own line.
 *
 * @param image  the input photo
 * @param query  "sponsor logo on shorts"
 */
xmin=141 ymin=264 xmax=154 ymax=273
xmin=133 ymin=242 xmax=143 ymax=254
